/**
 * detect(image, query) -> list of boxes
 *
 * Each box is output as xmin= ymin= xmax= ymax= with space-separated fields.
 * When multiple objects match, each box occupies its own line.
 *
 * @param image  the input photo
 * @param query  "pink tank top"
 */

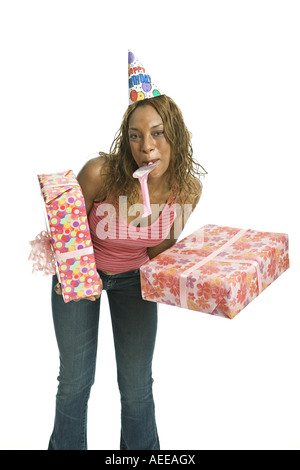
xmin=88 ymin=194 xmax=177 ymax=274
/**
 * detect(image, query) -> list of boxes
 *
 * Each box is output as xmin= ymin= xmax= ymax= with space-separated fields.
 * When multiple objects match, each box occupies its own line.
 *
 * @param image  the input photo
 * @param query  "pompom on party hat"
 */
xmin=128 ymin=50 xmax=163 ymax=105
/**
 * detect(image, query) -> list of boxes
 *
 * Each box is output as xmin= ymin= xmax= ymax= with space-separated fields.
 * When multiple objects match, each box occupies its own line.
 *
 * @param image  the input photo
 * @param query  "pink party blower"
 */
xmin=133 ymin=161 xmax=159 ymax=217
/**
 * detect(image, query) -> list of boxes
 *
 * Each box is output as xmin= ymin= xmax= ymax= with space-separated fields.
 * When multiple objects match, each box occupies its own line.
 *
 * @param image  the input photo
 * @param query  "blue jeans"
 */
xmin=48 ymin=269 xmax=159 ymax=450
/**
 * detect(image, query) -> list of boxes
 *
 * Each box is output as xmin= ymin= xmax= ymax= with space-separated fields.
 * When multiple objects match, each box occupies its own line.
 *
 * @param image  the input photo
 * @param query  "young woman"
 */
xmin=49 ymin=94 xmax=205 ymax=450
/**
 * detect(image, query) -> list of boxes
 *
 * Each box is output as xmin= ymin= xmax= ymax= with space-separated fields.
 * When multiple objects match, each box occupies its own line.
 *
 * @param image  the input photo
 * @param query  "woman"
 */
xmin=49 ymin=94 xmax=205 ymax=450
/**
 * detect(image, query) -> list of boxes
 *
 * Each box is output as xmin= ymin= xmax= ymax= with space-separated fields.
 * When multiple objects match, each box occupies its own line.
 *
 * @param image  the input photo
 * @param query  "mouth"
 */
xmin=142 ymin=159 xmax=160 ymax=167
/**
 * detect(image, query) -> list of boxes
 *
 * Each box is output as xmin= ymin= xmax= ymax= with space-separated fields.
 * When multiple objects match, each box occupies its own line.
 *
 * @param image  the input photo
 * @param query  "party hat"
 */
xmin=128 ymin=50 xmax=163 ymax=105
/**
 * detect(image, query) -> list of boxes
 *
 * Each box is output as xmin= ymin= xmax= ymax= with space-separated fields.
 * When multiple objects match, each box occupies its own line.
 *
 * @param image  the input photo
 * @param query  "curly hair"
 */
xmin=98 ymin=95 xmax=207 ymax=205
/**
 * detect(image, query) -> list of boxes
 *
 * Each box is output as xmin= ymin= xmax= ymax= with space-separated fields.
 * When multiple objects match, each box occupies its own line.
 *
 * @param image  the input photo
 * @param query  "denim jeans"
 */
xmin=48 ymin=269 xmax=159 ymax=450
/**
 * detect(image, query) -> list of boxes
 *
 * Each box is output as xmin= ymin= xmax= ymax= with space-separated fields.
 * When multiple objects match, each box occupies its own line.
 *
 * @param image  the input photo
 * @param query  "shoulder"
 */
xmin=77 ymin=154 xmax=109 ymax=213
xmin=77 ymin=154 xmax=108 ymax=182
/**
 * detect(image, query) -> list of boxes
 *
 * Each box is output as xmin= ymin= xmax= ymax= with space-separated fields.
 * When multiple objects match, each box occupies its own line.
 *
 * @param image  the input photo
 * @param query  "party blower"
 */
xmin=133 ymin=161 xmax=159 ymax=217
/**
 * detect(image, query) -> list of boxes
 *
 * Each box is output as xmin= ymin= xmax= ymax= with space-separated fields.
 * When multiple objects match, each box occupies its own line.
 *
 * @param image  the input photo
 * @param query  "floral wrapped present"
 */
xmin=30 ymin=170 xmax=102 ymax=303
xmin=140 ymin=224 xmax=289 ymax=319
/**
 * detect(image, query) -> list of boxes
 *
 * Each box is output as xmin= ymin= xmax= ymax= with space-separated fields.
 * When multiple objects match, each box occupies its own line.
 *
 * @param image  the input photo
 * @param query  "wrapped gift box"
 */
xmin=37 ymin=170 xmax=102 ymax=302
xmin=140 ymin=224 xmax=289 ymax=319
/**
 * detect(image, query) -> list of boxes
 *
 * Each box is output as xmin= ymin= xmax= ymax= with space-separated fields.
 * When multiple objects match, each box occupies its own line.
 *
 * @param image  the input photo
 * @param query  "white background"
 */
xmin=0 ymin=0 xmax=299 ymax=450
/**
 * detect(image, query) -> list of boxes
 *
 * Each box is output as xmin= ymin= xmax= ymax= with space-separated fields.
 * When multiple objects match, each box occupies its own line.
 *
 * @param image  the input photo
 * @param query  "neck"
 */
xmin=147 ymin=175 xmax=170 ymax=195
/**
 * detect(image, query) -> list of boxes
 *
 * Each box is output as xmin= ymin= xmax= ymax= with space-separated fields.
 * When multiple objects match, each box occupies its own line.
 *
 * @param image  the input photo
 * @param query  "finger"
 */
xmin=73 ymin=295 xmax=99 ymax=302
xmin=86 ymin=295 xmax=98 ymax=301
xmin=54 ymin=282 xmax=62 ymax=295
xmin=87 ymin=292 xmax=102 ymax=301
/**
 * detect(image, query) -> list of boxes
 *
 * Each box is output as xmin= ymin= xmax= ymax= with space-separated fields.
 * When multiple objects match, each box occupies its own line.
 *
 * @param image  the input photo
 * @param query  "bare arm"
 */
xmin=77 ymin=155 xmax=107 ymax=215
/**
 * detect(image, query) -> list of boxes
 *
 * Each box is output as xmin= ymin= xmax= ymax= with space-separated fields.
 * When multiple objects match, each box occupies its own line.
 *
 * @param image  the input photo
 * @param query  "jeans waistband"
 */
xmin=98 ymin=268 xmax=140 ymax=279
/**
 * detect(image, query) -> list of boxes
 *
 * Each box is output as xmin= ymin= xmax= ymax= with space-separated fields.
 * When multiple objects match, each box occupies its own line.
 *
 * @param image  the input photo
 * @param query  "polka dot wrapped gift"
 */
xmin=37 ymin=170 xmax=102 ymax=303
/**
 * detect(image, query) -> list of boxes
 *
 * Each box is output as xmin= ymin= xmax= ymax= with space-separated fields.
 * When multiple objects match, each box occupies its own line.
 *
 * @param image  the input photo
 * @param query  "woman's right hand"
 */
xmin=54 ymin=280 xmax=101 ymax=302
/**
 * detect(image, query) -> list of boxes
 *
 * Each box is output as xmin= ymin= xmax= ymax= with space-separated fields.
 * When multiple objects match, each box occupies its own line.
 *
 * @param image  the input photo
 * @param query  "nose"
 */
xmin=141 ymin=133 xmax=155 ymax=154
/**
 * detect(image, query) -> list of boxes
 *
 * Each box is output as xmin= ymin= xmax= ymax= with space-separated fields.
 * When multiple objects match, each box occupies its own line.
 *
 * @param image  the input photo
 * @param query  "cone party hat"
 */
xmin=128 ymin=50 xmax=163 ymax=105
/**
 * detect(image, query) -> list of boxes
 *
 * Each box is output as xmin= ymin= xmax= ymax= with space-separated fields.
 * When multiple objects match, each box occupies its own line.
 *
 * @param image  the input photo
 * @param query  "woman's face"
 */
xmin=128 ymin=105 xmax=171 ymax=180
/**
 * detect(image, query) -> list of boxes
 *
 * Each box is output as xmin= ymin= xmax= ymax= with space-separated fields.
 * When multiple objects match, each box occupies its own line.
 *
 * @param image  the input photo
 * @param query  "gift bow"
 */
xmin=29 ymin=230 xmax=95 ymax=276
xmin=179 ymin=228 xmax=263 ymax=310
xmin=29 ymin=230 xmax=57 ymax=275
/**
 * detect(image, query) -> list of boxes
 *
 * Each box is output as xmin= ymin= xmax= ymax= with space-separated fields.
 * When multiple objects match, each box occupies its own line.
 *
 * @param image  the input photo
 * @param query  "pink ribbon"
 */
xmin=28 ymin=230 xmax=57 ymax=275
xmin=179 ymin=229 xmax=263 ymax=309
xmin=29 ymin=231 xmax=95 ymax=275
xmin=55 ymin=246 xmax=94 ymax=262
xmin=215 ymin=257 xmax=263 ymax=294
xmin=39 ymin=171 xmax=80 ymax=204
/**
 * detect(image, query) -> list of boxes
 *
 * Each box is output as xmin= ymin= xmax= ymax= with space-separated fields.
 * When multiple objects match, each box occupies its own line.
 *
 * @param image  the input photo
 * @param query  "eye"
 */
xmin=129 ymin=134 xmax=139 ymax=140
xmin=154 ymin=130 xmax=164 ymax=137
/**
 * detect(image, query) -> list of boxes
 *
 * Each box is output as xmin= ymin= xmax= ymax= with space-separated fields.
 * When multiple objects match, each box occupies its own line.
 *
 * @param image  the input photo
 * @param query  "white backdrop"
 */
xmin=0 ymin=0 xmax=299 ymax=450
